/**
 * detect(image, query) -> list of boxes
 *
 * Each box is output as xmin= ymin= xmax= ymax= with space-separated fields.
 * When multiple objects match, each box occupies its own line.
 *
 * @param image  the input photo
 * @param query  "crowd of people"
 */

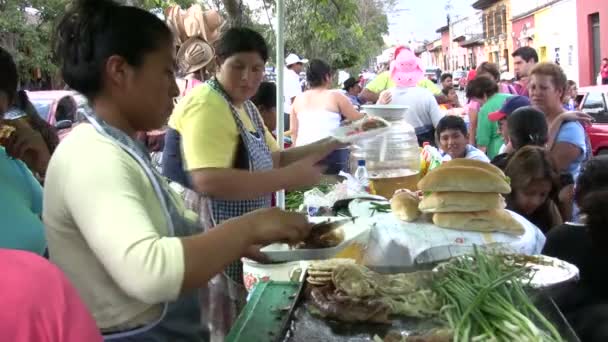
xmin=0 ymin=0 xmax=607 ymax=341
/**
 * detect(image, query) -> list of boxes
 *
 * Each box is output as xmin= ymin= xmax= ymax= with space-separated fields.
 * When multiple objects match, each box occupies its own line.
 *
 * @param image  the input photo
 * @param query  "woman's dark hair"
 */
xmin=53 ymin=0 xmax=173 ymax=99
xmin=575 ymin=156 xmax=608 ymax=252
xmin=306 ymin=59 xmax=332 ymax=88
xmin=504 ymin=146 xmax=560 ymax=232
xmin=251 ymin=82 xmax=276 ymax=110
xmin=507 ymin=106 xmax=548 ymax=149
xmin=0 ymin=46 xmax=19 ymax=103
xmin=466 ymin=75 xmax=499 ymax=99
xmin=476 ymin=62 xmax=501 ymax=81
xmin=215 ymin=27 xmax=269 ymax=63
xmin=436 ymin=115 xmax=467 ymax=138
xmin=574 ymin=155 xmax=608 ymax=206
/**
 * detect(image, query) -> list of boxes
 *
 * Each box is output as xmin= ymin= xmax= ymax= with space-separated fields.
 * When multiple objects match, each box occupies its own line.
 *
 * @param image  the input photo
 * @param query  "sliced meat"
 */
xmin=309 ymin=286 xmax=391 ymax=324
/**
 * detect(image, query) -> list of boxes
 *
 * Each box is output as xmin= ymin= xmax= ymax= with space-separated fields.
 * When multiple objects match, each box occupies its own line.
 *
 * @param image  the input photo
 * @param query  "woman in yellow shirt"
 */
xmin=166 ymin=27 xmax=342 ymax=336
xmin=44 ymin=1 xmax=312 ymax=340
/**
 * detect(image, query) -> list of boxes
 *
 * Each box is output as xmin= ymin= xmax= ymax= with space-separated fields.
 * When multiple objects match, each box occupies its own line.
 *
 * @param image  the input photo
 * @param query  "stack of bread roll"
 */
xmin=417 ymin=159 xmax=524 ymax=236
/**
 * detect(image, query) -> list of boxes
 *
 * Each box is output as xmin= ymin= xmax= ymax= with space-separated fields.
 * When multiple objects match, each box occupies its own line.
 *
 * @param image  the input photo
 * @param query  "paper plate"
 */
xmin=331 ymin=116 xmax=391 ymax=144
xmin=261 ymin=217 xmax=371 ymax=263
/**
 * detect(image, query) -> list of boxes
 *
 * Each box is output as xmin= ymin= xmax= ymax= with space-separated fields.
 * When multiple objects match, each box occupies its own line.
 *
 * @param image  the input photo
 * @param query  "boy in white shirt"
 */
xmin=436 ymin=115 xmax=489 ymax=162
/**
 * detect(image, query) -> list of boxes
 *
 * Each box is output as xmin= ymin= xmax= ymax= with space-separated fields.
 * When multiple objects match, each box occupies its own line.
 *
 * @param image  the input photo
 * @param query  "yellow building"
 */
xmin=534 ymin=8 xmax=552 ymax=62
xmin=472 ymin=0 xmax=515 ymax=72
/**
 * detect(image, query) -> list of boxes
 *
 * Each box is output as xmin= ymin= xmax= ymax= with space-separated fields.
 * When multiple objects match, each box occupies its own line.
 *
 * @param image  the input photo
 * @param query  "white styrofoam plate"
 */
xmin=261 ymin=217 xmax=372 ymax=263
xmin=331 ymin=116 xmax=391 ymax=144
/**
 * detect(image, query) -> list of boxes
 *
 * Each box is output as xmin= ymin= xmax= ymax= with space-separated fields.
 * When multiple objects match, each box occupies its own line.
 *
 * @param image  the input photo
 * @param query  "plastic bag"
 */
xmin=419 ymin=144 xmax=443 ymax=178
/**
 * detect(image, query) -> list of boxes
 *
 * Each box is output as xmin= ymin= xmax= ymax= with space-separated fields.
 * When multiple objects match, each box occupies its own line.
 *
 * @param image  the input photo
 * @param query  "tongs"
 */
xmin=309 ymin=217 xmax=355 ymax=237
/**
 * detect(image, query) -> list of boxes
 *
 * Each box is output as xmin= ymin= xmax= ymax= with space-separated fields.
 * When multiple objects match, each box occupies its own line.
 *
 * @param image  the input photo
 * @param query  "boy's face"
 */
xmin=442 ymin=77 xmax=452 ymax=89
xmin=438 ymin=129 xmax=468 ymax=159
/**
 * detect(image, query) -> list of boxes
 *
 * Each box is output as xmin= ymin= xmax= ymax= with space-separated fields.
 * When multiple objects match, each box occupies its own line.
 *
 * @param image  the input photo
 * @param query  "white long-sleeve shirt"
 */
xmin=43 ymin=125 xmax=191 ymax=331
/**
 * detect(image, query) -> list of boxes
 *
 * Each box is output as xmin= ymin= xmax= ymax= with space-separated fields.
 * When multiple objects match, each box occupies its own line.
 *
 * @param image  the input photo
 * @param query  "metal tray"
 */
xmin=277 ymin=266 xmax=580 ymax=342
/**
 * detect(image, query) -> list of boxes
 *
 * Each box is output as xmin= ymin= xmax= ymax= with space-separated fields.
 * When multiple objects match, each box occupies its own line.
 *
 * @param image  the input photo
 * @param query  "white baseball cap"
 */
xmin=285 ymin=53 xmax=309 ymax=66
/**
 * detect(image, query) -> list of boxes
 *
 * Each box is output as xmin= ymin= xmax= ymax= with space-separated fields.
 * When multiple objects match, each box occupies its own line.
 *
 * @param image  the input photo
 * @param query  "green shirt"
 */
xmin=476 ymin=93 xmax=512 ymax=159
xmin=366 ymin=71 xmax=441 ymax=96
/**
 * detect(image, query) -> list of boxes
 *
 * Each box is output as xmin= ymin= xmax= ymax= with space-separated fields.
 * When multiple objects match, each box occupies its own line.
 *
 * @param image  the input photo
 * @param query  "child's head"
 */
xmin=504 ymin=146 xmax=559 ymax=216
xmin=506 ymin=106 xmax=548 ymax=150
xmin=251 ymin=81 xmax=277 ymax=132
xmin=435 ymin=115 xmax=468 ymax=159
xmin=441 ymin=87 xmax=458 ymax=106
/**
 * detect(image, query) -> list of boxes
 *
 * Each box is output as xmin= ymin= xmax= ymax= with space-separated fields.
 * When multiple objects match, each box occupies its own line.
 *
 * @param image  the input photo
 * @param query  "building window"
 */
xmin=500 ymin=6 xmax=507 ymax=35
xmin=568 ymin=45 xmax=573 ymax=66
xmin=482 ymin=15 xmax=487 ymax=39
xmin=487 ymin=12 xmax=495 ymax=38
xmin=494 ymin=10 xmax=502 ymax=36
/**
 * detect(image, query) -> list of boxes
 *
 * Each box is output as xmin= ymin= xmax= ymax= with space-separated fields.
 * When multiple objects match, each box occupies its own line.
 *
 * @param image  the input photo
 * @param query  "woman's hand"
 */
xmin=2 ymin=120 xmax=51 ymax=176
xmin=559 ymin=111 xmax=594 ymax=125
xmin=377 ymin=91 xmax=392 ymax=105
xmin=245 ymin=208 xmax=312 ymax=246
xmin=283 ymin=152 xmax=327 ymax=189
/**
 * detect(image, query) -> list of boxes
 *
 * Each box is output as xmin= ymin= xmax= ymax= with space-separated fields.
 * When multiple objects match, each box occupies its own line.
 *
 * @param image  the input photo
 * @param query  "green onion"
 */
xmin=434 ymin=247 xmax=565 ymax=342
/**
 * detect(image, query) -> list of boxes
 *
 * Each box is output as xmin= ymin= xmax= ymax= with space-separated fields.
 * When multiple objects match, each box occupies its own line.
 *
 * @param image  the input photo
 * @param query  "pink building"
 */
xmin=511 ymin=15 xmax=535 ymax=50
xmin=577 ymin=0 xmax=608 ymax=86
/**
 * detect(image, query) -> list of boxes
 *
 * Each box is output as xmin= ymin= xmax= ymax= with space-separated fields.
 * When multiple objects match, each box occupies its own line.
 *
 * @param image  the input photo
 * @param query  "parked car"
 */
xmin=452 ymin=70 xmax=467 ymax=89
xmin=577 ymin=85 xmax=608 ymax=155
xmin=424 ymin=67 xmax=441 ymax=83
xmin=27 ymin=90 xmax=89 ymax=140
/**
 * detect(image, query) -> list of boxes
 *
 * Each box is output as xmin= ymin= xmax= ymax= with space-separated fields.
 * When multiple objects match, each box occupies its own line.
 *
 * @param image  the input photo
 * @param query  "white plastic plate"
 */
xmin=331 ymin=116 xmax=391 ymax=144
xmin=260 ymin=217 xmax=371 ymax=263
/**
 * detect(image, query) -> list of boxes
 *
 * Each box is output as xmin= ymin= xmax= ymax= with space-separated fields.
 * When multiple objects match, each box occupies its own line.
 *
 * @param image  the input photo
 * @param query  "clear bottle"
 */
xmin=354 ymin=160 xmax=370 ymax=193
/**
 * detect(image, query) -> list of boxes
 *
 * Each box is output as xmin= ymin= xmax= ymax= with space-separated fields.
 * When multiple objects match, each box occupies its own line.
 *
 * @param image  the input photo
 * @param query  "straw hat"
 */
xmin=165 ymin=5 xmax=187 ymax=45
xmin=202 ymin=10 xmax=223 ymax=43
xmin=183 ymin=5 xmax=224 ymax=44
xmin=177 ymin=37 xmax=214 ymax=75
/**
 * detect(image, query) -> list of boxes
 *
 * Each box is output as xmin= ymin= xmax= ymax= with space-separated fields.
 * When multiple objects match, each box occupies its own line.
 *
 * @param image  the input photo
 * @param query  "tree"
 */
xmin=255 ymin=0 xmax=394 ymax=73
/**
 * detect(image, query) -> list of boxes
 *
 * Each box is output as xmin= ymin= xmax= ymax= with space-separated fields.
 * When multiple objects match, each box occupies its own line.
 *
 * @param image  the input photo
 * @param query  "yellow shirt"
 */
xmin=169 ymin=83 xmax=279 ymax=171
xmin=43 ymin=124 xmax=190 ymax=330
xmin=365 ymin=71 xmax=441 ymax=96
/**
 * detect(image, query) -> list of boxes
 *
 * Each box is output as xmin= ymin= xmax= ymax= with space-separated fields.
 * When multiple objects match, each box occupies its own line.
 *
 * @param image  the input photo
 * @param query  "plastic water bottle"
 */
xmin=354 ymin=160 xmax=370 ymax=193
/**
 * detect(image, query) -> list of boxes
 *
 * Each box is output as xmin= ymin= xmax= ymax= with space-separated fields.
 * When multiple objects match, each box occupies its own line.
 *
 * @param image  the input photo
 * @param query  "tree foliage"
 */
xmin=0 ymin=0 xmax=392 ymax=86
xmin=256 ymin=0 xmax=393 ymax=73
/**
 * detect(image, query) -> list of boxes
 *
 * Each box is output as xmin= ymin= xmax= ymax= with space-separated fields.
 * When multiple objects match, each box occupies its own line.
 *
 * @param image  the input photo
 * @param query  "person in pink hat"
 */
xmin=377 ymin=47 xmax=444 ymax=146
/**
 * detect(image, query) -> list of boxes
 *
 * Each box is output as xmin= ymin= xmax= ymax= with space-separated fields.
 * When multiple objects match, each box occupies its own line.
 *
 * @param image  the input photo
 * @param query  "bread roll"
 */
xmin=419 ymin=192 xmax=506 ymax=213
xmin=432 ymin=209 xmax=525 ymax=236
xmin=418 ymin=166 xmax=511 ymax=194
xmin=390 ymin=190 xmax=421 ymax=222
xmin=440 ymin=158 xmax=506 ymax=178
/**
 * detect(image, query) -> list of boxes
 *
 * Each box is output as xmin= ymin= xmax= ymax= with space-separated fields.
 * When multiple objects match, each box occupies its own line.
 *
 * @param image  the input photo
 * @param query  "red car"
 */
xmin=27 ymin=90 xmax=88 ymax=140
xmin=577 ymin=85 xmax=608 ymax=155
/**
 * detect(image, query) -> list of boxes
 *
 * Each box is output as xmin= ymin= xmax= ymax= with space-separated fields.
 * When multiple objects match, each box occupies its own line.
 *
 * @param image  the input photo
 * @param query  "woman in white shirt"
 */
xmin=45 ymin=1 xmax=311 ymax=340
xmin=290 ymin=59 xmax=363 ymax=174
